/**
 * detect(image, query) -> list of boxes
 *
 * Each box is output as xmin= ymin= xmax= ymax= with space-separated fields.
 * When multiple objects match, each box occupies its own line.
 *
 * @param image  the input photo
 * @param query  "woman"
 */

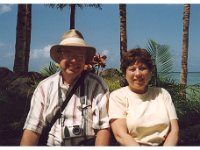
xmin=109 ymin=48 xmax=179 ymax=146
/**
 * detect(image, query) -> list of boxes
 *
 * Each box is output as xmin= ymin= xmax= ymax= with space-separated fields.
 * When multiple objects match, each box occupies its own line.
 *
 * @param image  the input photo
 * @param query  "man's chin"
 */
xmin=66 ymin=69 xmax=82 ymax=75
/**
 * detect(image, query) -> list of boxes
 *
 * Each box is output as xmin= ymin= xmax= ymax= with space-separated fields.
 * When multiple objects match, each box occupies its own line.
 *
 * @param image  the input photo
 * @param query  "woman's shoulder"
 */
xmin=149 ymin=86 xmax=168 ymax=93
xmin=148 ymin=87 xmax=171 ymax=98
xmin=110 ymin=86 xmax=128 ymax=97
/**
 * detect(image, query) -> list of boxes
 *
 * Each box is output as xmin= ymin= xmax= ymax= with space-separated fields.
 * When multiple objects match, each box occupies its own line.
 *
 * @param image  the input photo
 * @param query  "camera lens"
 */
xmin=72 ymin=125 xmax=81 ymax=135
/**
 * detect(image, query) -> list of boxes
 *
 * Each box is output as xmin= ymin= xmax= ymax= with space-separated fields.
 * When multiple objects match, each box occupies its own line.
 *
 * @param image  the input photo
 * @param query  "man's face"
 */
xmin=58 ymin=49 xmax=86 ymax=77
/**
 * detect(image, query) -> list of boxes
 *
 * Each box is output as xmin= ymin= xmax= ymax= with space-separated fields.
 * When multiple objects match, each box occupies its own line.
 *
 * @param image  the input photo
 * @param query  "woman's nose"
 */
xmin=135 ymin=68 xmax=142 ymax=76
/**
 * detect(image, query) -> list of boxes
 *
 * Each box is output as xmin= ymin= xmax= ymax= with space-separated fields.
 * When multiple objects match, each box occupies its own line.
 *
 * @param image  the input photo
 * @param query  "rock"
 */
xmin=0 ymin=68 xmax=45 ymax=145
xmin=0 ymin=67 xmax=14 ymax=79
xmin=0 ymin=67 xmax=16 ymax=89
xmin=0 ymin=68 xmax=44 ymax=127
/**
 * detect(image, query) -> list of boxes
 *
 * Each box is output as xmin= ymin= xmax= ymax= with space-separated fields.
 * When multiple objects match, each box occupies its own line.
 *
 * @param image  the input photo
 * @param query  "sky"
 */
xmin=0 ymin=2 xmax=200 ymax=72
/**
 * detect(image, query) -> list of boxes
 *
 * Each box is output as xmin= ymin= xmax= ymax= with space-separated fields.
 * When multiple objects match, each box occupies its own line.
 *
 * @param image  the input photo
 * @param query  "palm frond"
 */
xmin=47 ymin=4 xmax=102 ymax=10
xmin=146 ymin=39 xmax=174 ymax=79
xmin=81 ymin=4 xmax=102 ymax=10
xmin=46 ymin=4 xmax=67 ymax=10
xmin=40 ymin=62 xmax=60 ymax=77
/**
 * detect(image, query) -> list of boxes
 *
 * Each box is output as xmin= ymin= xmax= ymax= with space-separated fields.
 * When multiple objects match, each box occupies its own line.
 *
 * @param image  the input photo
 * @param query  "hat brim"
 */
xmin=50 ymin=45 xmax=96 ymax=64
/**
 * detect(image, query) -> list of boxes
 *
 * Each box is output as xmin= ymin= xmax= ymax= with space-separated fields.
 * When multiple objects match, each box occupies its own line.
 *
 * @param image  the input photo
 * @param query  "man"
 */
xmin=20 ymin=29 xmax=110 ymax=146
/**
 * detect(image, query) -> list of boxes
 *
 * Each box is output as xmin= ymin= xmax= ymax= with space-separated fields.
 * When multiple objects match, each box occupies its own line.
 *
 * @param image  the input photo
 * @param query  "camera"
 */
xmin=63 ymin=125 xmax=83 ymax=138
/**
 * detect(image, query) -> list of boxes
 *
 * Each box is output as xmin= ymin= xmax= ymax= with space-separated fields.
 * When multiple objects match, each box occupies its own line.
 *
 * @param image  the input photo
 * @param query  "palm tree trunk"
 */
xmin=48 ymin=4 xmax=102 ymax=30
xmin=119 ymin=4 xmax=127 ymax=71
xmin=180 ymin=4 xmax=190 ymax=98
xmin=70 ymin=4 xmax=76 ymax=29
xmin=180 ymin=4 xmax=190 ymax=86
xmin=13 ymin=4 xmax=32 ymax=74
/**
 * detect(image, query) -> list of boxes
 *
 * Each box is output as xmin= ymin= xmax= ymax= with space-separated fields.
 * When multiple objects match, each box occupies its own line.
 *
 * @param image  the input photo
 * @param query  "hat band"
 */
xmin=60 ymin=37 xmax=87 ymax=46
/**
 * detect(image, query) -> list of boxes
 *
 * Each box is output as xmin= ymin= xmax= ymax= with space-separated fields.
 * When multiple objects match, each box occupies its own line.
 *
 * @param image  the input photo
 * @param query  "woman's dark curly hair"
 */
xmin=121 ymin=48 xmax=153 ymax=74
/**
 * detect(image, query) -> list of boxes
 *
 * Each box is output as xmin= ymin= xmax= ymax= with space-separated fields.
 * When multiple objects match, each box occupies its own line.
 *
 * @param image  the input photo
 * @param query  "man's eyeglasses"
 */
xmin=60 ymin=51 xmax=85 ymax=61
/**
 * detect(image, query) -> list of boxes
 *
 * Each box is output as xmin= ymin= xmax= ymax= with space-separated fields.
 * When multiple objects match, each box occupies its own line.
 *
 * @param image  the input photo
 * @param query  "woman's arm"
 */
xmin=95 ymin=128 xmax=110 ymax=146
xmin=110 ymin=118 xmax=140 ymax=146
xmin=163 ymin=119 xmax=179 ymax=146
xmin=20 ymin=129 xmax=40 ymax=146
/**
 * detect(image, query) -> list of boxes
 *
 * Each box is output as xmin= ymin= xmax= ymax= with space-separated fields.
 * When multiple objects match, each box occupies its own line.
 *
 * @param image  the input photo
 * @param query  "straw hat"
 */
xmin=50 ymin=29 xmax=96 ymax=63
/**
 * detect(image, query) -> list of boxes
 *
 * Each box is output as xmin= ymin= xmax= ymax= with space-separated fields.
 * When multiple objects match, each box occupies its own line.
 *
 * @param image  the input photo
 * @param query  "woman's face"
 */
xmin=125 ymin=61 xmax=152 ymax=94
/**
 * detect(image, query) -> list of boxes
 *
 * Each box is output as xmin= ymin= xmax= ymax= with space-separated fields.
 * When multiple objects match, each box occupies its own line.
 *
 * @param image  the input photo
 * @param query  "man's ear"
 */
xmin=57 ymin=54 xmax=62 ymax=62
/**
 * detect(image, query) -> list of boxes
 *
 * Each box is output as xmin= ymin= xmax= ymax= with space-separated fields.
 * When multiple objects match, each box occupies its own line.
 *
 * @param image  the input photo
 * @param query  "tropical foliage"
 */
xmin=146 ymin=39 xmax=174 ymax=83
xmin=39 ymin=62 xmax=60 ymax=77
xmin=47 ymin=4 xmax=102 ymax=10
xmin=89 ymin=53 xmax=107 ymax=75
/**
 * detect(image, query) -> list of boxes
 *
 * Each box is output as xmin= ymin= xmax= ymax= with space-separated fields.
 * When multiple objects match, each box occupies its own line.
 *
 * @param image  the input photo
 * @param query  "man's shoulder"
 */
xmin=85 ymin=72 xmax=108 ymax=90
xmin=85 ymin=72 xmax=104 ymax=82
xmin=38 ymin=72 xmax=60 ymax=86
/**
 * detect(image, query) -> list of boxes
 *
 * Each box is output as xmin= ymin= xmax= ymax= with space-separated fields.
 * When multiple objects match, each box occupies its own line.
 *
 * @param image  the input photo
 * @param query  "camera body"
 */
xmin=63 ymin=125 xmax=83 ymax=138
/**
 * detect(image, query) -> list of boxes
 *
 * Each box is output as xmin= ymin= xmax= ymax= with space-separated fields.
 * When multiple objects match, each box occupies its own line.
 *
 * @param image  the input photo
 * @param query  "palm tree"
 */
xmin=48 ymin=4 xmax=102 ymax=29
xmin=119 ymin=4 xmax=127 ymax=71
xmin=180 ymin=4 xmax=190 ymax=86
xmin=13 ymin=4 xmax=32 ymax=74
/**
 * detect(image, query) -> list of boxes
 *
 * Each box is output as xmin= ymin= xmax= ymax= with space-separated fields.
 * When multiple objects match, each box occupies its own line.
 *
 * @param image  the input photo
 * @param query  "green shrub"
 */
xmin=103 ymin=78 xmax=121 ymax=92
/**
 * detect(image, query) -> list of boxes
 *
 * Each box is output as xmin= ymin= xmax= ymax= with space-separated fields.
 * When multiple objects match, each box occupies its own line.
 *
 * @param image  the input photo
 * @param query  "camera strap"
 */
xmin=42 ymin=71 xmax=86 ymax=139
xmin=79 ymin=73 xmax=92 ymax=142
xmin=80 ymin=74 xmax=86 ymax=136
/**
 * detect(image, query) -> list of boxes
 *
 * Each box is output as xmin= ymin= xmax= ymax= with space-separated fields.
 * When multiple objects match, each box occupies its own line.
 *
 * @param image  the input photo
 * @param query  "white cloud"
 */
xmin=101 ymin=49 xmax=109 ymax=56
xmin=30 ymin=45 xmax=52 ymax=59
xmin=0 ymin=4 xmax=12 ymax=15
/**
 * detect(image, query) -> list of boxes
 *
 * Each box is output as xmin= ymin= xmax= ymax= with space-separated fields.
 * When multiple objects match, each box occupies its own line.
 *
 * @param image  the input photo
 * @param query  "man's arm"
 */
xmin=95 ymin=128 xmax=110 ymax=146
xmin=20 ymin=129 xmax=40 ymax=146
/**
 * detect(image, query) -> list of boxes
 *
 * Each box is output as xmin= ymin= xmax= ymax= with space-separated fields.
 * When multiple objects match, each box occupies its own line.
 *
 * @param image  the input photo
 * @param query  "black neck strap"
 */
xmin=48 ymin=71 xmax=86 ymax=128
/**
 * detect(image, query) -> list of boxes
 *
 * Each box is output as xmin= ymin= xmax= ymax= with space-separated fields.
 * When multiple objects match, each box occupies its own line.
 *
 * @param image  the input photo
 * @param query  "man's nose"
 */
xmin=69 ymin=56 xmax=79 ymax=62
